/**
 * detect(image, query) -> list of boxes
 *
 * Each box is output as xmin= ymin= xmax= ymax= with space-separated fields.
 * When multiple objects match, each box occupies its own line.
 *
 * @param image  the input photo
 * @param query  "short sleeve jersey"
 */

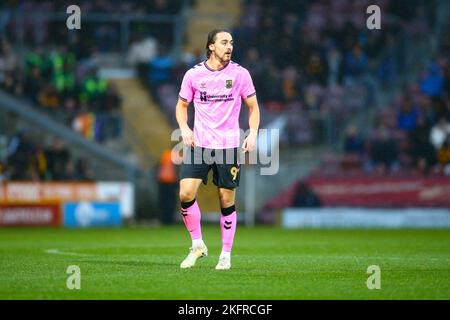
xmin=179 ymin=60 xmax=256 ymax=149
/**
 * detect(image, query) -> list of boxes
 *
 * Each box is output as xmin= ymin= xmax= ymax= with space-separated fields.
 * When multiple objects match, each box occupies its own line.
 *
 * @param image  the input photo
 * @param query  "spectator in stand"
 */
xmin=258 ymin=61 xmax=284 ymax=107
xmin=79 ymin=68 xmax=108 ymax=107
xmin=0 ymin=135 xmax=8 ymax=181
xmin=409 ymin=116 xmax=437 ymax=174
xmin=126 ymin=35 xmax=158 ymax=82
xmin=430 ymin=117 xmax=450 ymax=150
xmin=0 ymin=163 xmax=5 ymax=181
xmin=343 ymin=125 xmax=365 ymax=156
xmin=369 ymin=127 xmax=399 ymax=174
xmin=397 ymin=96 xmax=419 ymax=132
xmin=291 ymin=182 xmax=322 ymax=208
xmin=437 ymin=135 xmax=450 ymax=176
xmin=305 ymin=52 xmax=328 ymax=86
xmin=24 ymin=67 xmax=44 ymax=104
xmin=45 ymin=139 xmax=71 ymax=180
xmin=148 ymin=45 xmax=174 ymax=99
xmin=31 ymin=146 xmax=48 ymax=180
xmin=61 ymin=160 xmax=77 ymax=181
xmin=433 ymin=97 xmax=450 ymax=122
xmin=75 ymin=157 xmax=95 ymax=180
xmin=282 ymin=66 xmax=300 ymax=102
xmin=59 ymin=158 xmax=95 ymax=181
xmin=157 ymin=148 xmax=179 ymax=225
xmin=1 ymin=131 xmax=96 ymax=181
xmin=418 ymin=94 xmax=436 ymax=127
xmin=444 ymin=66 xmax=450 ymax=99
xmin=38 ymin=84 xmax=60 ymax=109
xmin=6 ymin=131 xmax=34 ymax=180
xmin=72 ymin=109 xmax=96 ymax=140
xmin=420 ymin=62 xmax=444 ymax=97
xmin=343 ymin=44 xmax=368 ymax=83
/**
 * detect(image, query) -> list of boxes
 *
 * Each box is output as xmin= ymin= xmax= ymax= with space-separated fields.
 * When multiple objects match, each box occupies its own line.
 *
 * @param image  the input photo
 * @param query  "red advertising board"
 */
xmin=266 ymin=176 xmax=450 ymax=209
xmin=0 ymin=204 xmax=61 ymax=227
xmin=308 ymin=177 xmax=450 ymax=207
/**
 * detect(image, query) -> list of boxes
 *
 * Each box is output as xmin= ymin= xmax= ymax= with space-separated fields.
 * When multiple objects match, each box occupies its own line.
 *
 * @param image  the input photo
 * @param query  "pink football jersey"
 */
xmin=179 ymin=61 xmax=256 ymax=149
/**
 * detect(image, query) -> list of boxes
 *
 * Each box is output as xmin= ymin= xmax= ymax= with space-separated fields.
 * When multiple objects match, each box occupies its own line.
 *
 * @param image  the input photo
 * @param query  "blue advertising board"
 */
xmin=63 ymin=202 xmax=121 ymax=227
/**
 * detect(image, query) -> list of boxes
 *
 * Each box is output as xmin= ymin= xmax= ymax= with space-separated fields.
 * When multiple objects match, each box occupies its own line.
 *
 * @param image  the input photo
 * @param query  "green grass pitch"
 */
xmin=0 ymin=226 xmax=449 ymax=299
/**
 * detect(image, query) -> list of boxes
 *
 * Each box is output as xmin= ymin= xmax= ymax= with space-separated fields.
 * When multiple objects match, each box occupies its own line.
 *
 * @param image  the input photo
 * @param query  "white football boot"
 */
xmin=180 ymin=244 xmax=208 ymax=269
xmin=215 ymin=255 xmax=231 ymax=270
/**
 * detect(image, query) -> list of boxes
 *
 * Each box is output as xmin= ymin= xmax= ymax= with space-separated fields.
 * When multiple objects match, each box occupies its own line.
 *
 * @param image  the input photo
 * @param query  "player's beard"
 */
xmin=216 ymin=51 xmax=231 ymax=63
xmin=223 ymin=51 xmax=232 ymax=62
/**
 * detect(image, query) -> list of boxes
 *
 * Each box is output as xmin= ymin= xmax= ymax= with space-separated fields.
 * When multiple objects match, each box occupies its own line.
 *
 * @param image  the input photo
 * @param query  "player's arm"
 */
xmin=242 ymin=95 xmax=260 ymax=153
xmin=176 ymin=97 xmax=195 ymax=147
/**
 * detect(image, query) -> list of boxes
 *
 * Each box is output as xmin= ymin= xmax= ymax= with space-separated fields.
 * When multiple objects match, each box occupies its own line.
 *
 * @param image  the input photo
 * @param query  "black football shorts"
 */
xmin=180 ymin=147 xmax=241 ymax=189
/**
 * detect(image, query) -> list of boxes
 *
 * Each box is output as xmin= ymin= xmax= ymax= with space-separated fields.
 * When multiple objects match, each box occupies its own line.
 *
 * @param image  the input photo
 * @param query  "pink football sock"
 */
xmin=220 ymin=206 xmax=237 ymax=252
xmin=180 ymin=199 xmax=202 ymax=240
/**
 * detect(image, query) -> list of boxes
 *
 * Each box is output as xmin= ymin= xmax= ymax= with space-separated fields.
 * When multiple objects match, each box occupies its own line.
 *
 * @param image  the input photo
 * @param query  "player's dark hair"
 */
xmin=205 ymin=29 xmax=232 ymax=58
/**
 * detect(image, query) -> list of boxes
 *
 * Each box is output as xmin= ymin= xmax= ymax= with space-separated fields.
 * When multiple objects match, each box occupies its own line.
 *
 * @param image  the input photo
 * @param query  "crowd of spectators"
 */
xmin=0 ymin=39 xmax=123 ymax=143
xmin=0 ymin=1 xmax=188 ymax=144
xmin=146 ymin=0 xmax=436 ymax=147
xmin=0 ymin=131 xmax=95 ymax=181
xmin=339 ymin=51 xmax=450 ymax=176
xmin=0 ymin=0 xmax=185 ymax=50
xmin=2 ymin=0 xmax=447 ymax=179
xmin=233 ymin=0 xmax=435 ymax=146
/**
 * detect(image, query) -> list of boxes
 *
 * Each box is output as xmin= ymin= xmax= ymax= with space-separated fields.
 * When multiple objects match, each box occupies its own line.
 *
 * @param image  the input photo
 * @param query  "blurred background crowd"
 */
xmin=0 ymin=0 xmax=449 ymax=221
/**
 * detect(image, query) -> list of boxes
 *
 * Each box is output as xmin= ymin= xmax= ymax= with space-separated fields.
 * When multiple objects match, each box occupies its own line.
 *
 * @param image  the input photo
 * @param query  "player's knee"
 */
xmin=221 ymin=200 xmax=235 ymax=208
xmin=218 ymin=193 xmax=234 ymax=208
xmin=179 ymin=189 xmax=196 ymax=202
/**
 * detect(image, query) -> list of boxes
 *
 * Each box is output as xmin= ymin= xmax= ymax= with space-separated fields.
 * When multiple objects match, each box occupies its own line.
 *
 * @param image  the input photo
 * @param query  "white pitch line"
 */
xmin=45 ymin=249 xmax=91 ymax=257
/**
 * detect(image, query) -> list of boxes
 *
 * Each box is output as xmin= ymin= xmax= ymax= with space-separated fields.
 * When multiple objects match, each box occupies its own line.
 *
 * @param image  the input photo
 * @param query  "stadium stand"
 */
xmin=0 ymin=130 xmax=94 ymax=181
xmin=0 ymin=40 xmax=123 ymax=143
xmin=259 ymin=16 xmax=450 ymax=223
xmin=146 ymin=0 xmax=439 ymax=149
xmin=1 ymin=0 xmax=448 ymax=223
xmin=315 ymin=47 xmax=450 ymax=176
xmin=0 ymin=1 xmax=188 ymax=146
xmin=0 ymin=1 xmax=188 ymax=219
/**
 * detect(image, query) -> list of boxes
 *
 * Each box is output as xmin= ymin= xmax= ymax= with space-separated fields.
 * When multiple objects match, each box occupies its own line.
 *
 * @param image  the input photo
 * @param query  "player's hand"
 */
xmin=242 ymin=130 xmax=257 ymax=153
xmin=181 ymin=127 xmax=195 ymax=147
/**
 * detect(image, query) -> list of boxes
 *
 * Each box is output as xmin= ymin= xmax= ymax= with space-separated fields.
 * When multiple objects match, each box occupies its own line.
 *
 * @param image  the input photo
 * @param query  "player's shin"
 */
xmin=180 ymin=199 xmax=203 ymax=244
xmin=220 ymin=205 xmax=237 ymax=254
